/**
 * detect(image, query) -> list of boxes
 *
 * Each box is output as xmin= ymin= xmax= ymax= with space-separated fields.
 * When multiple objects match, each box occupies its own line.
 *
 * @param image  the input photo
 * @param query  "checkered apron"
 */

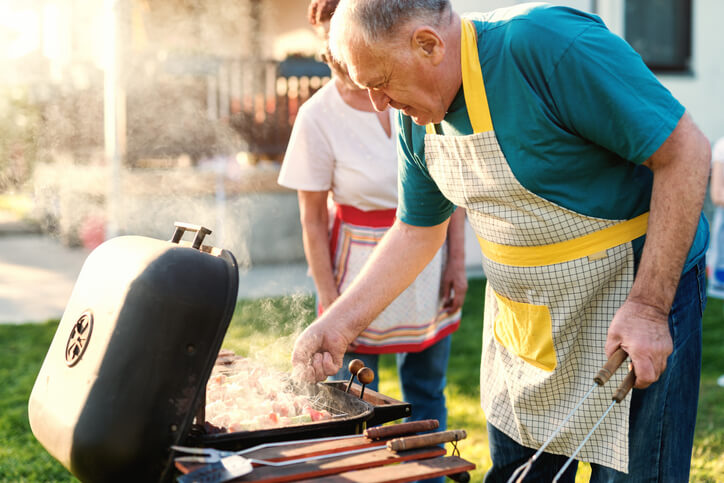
xmin=421 ymin=19 xmax=650 ymax=472
xmin=328 ymin=204 xmax=461 ymax=354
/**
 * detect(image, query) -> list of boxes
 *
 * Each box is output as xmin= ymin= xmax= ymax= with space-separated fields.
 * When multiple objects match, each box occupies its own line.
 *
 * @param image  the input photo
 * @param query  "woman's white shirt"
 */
xmin=277 ymin=81 xmax=398 ymax=211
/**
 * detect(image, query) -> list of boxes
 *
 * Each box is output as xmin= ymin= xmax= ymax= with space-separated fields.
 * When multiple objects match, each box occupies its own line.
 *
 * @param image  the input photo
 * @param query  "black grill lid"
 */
xmin=28 ymin=223 xmax=239 ymax=483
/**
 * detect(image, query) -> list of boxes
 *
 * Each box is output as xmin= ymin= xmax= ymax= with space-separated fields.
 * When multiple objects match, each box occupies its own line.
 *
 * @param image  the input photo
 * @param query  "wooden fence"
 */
xmin=210 ymin=58 xmax=330 ymax=161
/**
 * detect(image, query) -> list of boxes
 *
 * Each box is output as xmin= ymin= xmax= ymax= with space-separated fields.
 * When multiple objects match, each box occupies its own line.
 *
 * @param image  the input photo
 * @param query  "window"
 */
xmin=624 ymin=0 xmax=692 ymax=72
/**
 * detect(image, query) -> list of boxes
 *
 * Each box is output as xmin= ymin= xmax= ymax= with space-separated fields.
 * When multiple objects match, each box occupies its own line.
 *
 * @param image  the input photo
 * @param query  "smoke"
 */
xmin=3 ymin=1 xmax=320 ymax=371
xmin=0 ymin=1 xmax=317 ymax=259
xmin=0 ymin=86 xmax=45 ymax=192
xmin=223 ymin=290 xmax=316 ymax=374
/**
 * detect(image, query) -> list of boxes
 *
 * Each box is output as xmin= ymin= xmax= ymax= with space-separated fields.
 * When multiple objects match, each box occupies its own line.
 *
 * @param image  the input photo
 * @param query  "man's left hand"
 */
xmin=605 ymin=298 xmax=673 ymax=389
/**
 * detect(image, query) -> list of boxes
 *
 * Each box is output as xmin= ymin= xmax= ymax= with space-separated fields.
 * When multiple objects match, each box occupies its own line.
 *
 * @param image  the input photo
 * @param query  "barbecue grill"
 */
xmin=28 ymin=223 xmax=410 ymax=483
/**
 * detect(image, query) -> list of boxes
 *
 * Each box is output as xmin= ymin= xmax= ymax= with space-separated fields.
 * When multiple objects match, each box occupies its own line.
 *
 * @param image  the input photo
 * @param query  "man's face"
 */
xmin=344 ymin=38 xmax=446 ymax=125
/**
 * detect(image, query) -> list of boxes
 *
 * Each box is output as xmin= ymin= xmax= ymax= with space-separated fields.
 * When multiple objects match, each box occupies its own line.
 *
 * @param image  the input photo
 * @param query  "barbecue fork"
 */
xmin=507 ymin=348 xmax=633 ymax=483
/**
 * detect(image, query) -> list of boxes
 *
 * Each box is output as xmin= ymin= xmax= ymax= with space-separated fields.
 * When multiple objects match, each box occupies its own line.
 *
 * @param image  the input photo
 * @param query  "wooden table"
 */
xmin=175 ymin=423 xmax=475 ymax=482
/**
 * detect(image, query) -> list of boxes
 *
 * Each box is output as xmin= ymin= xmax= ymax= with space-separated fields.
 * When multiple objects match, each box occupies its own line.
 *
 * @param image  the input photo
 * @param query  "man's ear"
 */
xmin=411 ymin=26 xmax=445 ymax=65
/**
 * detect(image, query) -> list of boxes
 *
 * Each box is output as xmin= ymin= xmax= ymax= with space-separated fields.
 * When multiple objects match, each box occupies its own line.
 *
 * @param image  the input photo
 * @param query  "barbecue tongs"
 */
xmin=508 ymin=347 xmax=636 ymax=483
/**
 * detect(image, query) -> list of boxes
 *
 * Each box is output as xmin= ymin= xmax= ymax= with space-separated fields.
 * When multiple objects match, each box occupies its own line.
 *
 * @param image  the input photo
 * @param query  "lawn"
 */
xmin=1 ymin=278 xmax=723 ymax=482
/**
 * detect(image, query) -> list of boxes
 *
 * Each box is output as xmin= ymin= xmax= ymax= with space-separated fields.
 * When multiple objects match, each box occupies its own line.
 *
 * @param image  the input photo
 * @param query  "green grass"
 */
xmin=694 ymin=295 xmax=724 ymax=482
xmin=0 ymin=322 xmax=79 ymax=482
xmin=2 ymin=278 xmax=723 ymax=482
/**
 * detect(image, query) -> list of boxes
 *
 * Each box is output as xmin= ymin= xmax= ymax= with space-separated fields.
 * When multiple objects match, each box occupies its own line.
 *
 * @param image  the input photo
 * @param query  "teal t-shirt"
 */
xmin=397 ymin=3 xmax=708 ymax=273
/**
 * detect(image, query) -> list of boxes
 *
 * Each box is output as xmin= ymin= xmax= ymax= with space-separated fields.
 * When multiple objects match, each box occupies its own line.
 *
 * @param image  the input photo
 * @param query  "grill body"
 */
xmin=28 ymin=224 xmax=411 ymax=482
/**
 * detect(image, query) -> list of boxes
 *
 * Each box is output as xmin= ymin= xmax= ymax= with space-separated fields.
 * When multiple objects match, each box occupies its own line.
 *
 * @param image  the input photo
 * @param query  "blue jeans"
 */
xmin=332 ymin=336 xmax=452 ymax=483
xmin=485 ymin=258 xmax=705 ymax=482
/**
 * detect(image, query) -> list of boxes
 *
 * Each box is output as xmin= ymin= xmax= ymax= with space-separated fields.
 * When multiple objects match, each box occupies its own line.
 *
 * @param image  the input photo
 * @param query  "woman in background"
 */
xmin=708 ymin=136 xmax=724 ymax=297
xmin=278 ymin=0 xmax=468 ymax=444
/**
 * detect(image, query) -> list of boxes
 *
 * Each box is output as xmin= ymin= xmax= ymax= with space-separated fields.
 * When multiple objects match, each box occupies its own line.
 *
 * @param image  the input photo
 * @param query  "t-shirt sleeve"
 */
xmin=713 ymin=137 xmax=724 ymax=164
xmin=277 ymin=103 xmax=334 ymax=191
xmin=396 ymin=112 xmax=455 ymax=226
xmin=541 ymin=16 xmax=684 ymax=165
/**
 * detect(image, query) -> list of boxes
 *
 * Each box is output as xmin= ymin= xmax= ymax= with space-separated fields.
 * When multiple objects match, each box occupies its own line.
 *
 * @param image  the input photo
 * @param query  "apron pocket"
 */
xmin=492 ymin=291 xmax=557 ymax=372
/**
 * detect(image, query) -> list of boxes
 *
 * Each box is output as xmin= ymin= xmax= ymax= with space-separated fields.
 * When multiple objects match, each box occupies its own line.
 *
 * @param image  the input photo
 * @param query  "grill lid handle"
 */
xmin=171 ymin=222 xmax=213 ymax=250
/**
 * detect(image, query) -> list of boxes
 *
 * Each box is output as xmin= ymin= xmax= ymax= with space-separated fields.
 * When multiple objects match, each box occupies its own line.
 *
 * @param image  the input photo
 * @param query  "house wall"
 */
xmin=265 ymin=0 xmax=320 ymax=60
xmin=657 ymin=0 xmax=724 ymax=142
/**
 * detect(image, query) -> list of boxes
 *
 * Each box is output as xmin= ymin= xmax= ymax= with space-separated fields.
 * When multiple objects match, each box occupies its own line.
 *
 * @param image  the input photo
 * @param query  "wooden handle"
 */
xmin=364 ymin=420 xmax=440 ymax=440
xmin=594 ymin=348 xmax=627 ymax=385
xmin=357 ymin=367 xmax=375 ymax=385
xmin=613 ymin=369 xmax=636 ymax=403
xmin=348 ymin=359 xmax=364 ymax=376
xmin=345 ymin=359 xmax=365 ymax=393
xmin=387 ymin=429 xmax=467 ymax=452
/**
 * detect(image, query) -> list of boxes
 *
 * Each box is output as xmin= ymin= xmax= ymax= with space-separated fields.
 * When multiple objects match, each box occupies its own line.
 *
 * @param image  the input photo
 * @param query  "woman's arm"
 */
xmin=440 ymin=208 xmax=468 ymax=313
xmin=298 ymin=190 xmax=339 ymax=310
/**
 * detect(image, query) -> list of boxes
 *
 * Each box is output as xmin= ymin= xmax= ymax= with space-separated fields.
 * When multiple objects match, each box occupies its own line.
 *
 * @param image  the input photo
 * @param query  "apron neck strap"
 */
xmin=426 ymin=18 xmax=493 ymax=135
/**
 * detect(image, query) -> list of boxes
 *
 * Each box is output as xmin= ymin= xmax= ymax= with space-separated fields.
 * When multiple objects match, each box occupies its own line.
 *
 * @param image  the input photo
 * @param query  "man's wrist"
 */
xmin=623 ymin=294 xmax=671 ymax=320
xmin=629 ymin=257 xmax=682 ymax=316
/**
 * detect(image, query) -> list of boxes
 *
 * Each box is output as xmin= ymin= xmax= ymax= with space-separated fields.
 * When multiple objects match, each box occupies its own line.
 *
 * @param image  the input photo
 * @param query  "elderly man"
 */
xmin=291 ymin=1 xmax=711 ymax=481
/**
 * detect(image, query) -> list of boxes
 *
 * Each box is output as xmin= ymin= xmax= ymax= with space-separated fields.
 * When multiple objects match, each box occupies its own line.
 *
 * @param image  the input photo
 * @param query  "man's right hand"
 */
xmin=291 ymin=220 xmax=451 ymax=382
xmin=291 ymin=318 xmax=352 ymax=383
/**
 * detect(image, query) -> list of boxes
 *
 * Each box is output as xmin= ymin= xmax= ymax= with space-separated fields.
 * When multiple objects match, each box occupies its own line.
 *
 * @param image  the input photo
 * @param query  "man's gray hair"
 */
xmin=329 ymin=0 xmax=451 ymax=59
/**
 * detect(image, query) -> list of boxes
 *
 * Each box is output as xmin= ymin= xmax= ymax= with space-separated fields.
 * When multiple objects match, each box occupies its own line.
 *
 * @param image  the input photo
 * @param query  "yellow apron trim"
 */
xmin=478 ymin=212 xmax=649 ymax=267
xmin=493 ymin=291 xmax=556 ymax=372
xmin=460 ymin=18 xmax=493 ymax=133
xmin=426 ymin=18 xmax=493 ymax=135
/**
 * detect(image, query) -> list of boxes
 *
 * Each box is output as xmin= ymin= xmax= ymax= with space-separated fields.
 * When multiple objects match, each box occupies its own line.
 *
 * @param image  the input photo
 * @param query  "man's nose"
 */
xmin=367 ymin=90 xmax=390 ymax=112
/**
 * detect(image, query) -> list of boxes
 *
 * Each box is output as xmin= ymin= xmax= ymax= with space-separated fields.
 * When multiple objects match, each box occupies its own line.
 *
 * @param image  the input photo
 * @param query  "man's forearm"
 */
xmin=631 ymin=113 xmax=710 ymax=313
xmin=605 ymin=113 xmax=710 ymax=388
xmin=318 ymin=218 xmax=449 ymax=340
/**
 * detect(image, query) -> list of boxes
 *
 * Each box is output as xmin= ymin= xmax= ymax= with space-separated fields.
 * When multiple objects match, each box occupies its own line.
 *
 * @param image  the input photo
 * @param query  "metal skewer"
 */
xmin=552 ymin=368 xmax=636 ymax=482
xmin=507 ymin=348 xmax=629 ymax=483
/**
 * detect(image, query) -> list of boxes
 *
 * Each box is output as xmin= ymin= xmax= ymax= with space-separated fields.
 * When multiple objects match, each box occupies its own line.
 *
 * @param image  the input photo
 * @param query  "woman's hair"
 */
xmin=308 ymin=0 xmax=357 ymax=89
xmin=307 ymin=0 xmax=340 ymax=26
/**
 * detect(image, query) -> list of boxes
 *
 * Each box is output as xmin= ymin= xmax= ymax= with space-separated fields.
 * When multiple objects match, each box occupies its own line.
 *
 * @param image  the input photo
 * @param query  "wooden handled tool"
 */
xmin=552 ymin=367 xmax=636 ymax=482
xmin=387 ymin=430 xmax=467 ymax=452
xmin=357 ymin=367 xmax=375 ymax=399
xmin=594 ymin=347 xmax=628 ymax=385
xmin=509 ymin=348 xmax=632 ymax=483
xmin=345 ymin=359 xmax=365 ymax=393
xmin=613 ymin=368 xmax=637 ymax=403
xmin=364 ymin=419 xmax=440 ymax=440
